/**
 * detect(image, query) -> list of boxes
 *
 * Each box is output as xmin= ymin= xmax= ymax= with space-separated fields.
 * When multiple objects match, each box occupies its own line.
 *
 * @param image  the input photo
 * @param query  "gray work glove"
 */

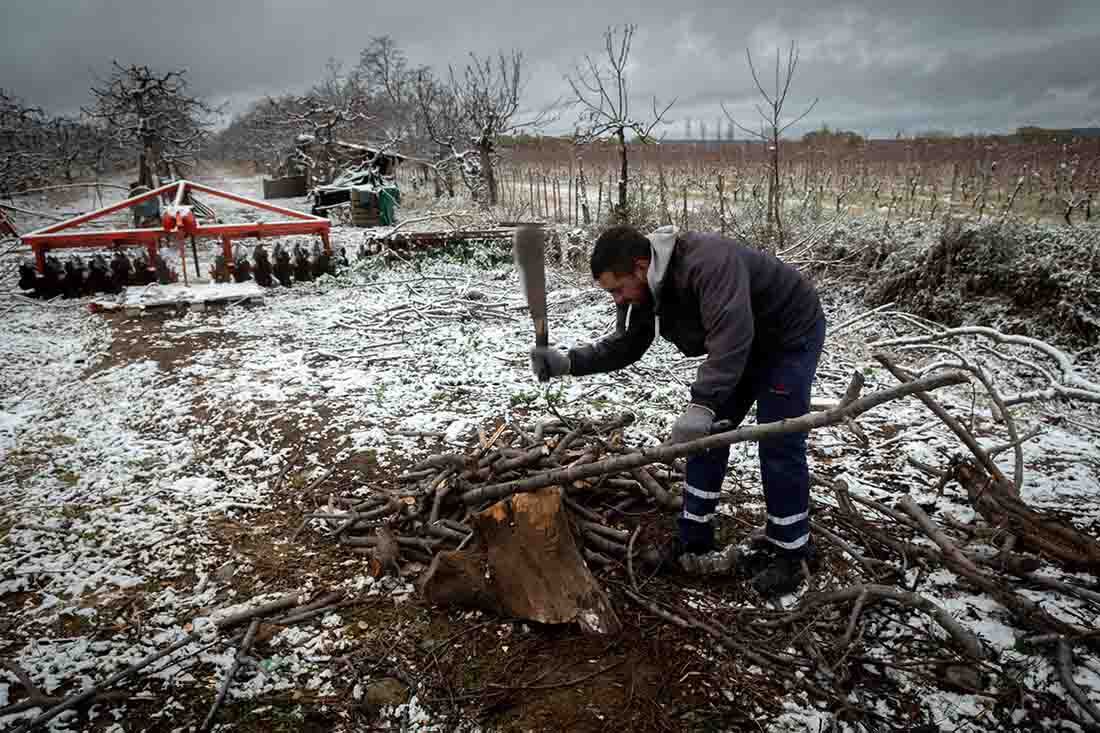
xmin=669 ymin=403 xmax=716 ymax=444
xmin=530 ymin=347 xmax=571 ymax=381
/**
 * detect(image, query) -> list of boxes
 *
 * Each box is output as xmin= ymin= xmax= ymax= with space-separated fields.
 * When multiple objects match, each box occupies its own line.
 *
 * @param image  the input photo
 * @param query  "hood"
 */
xmin=646 ymin=225 xmax=678 ymax=306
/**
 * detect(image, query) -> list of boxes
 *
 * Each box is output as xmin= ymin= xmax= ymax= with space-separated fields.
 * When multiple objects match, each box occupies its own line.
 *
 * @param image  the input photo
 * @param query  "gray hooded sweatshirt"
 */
xmin=569 ymin=227 xmax=823 ymax=411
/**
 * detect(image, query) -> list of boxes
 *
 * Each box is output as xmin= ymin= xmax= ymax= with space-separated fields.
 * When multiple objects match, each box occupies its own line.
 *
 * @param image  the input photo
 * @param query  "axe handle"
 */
xmin=533 ymin=317 xmax=548 ymax=349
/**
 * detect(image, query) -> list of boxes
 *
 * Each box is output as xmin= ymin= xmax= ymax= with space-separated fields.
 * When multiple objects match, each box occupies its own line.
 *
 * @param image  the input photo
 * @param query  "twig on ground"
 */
xmin=199 ymin=618 xmax=261 ymax=732
xmin=1058 ymin=639 xmax=1100 ymax=727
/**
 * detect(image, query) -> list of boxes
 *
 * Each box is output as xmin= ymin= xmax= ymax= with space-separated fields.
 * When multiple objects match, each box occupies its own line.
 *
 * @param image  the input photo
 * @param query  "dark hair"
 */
xmin=590 ymin=225 xmax=651 ymax=278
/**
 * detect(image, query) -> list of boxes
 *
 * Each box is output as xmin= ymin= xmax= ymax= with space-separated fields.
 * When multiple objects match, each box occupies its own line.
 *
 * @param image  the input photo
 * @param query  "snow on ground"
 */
xmin=2 ymin=177 xmax=1100 ymax=731
xmin=108 ymin=282 xmax=266 ymax=309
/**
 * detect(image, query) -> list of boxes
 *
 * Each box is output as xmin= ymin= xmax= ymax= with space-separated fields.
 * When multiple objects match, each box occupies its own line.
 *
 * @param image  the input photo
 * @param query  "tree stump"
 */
xmin=419 ymin=487 xmax=621 ymax=635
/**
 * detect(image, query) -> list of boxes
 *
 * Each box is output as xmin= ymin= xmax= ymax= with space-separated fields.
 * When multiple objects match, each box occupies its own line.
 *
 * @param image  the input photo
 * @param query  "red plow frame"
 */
xmin=21 ymin=180 xmax=331 ymax=280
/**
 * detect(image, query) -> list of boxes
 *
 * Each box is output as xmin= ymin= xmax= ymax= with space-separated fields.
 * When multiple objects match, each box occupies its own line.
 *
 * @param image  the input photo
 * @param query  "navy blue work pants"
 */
xmin=679 ymin=316 xmax=826 ymax=555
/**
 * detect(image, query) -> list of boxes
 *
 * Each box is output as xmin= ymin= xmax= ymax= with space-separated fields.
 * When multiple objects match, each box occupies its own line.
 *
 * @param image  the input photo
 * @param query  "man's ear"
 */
xmin=633 ymin=256 xmax=651 ymax=279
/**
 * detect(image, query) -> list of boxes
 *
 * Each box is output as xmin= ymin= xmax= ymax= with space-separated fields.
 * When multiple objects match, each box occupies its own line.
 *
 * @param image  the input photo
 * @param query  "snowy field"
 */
xmin=2 ymin=178 xmax=1100 ymax=732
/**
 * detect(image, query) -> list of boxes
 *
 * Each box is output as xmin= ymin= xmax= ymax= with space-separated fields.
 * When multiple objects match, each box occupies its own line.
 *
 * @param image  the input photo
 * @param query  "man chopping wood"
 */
xmin=530 ymin=225 xmax=826 ymax=596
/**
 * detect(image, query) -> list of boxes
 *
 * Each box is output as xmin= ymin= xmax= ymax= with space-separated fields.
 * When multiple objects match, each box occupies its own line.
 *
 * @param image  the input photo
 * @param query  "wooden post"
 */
xmin=576 ymin=176 xmax=585 ymax=224
xmin=578 ymin=157 xmax=591 ymax=225
xmin=596 ymin=181 xmax=603 ymax=222
xmin=566 ymin=174 xmax=571 ymax=225
xmin=543 ymin=175 xmax=550 ymax=220
xmin=717 ymin=174 xmax=726 ymax=236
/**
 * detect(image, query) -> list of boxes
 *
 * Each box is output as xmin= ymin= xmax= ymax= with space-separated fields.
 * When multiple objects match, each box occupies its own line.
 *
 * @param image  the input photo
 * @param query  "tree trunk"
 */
xmin=770 ymin=128 xmax=782 ymax=244
xmin=578 ymin=158 xmax=591 ymax=225
xmin=419 ymin=487 xmax=621 ymax=635
xmin=478 ymin=140 xmax=497 ymax=208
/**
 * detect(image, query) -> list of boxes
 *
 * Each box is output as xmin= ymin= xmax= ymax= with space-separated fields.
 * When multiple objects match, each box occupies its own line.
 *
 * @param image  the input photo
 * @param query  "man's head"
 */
xmin=590 ymin=225 xmax=652 ymax=306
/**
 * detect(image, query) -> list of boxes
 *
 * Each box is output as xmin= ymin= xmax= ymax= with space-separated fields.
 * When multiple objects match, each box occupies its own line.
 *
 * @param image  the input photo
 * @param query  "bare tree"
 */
xmin=208 ymin=59 xmax=378 ymax=179
xmin=84 ymin=62 xmax=218 ymax=187
xmin=414 ymin=70 xmax=470 ymax=197
xmin=723 ymin=42 xmax=818 ymax=245
xmin=355 ymin=36 xmax=436 ymax=161
xmin=46 ymin=116 xmax=107 ymax=183
xmin=259 ymin=89 xmax=372 ymax=184
xmin=568 ymin=24 xmax=675 ymax=222
xmin=202 ymin=99 xmax=288 ymax=170
xmin=416 ymin=50 xmax=549 ymax=207
xmin=0 ymin=89 xmax=51 ymax=192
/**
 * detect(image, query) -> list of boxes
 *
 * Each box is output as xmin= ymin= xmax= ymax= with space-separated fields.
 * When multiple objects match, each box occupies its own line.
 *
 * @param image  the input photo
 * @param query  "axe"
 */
xmin=513 ymin=225 xmax=549 ymax=380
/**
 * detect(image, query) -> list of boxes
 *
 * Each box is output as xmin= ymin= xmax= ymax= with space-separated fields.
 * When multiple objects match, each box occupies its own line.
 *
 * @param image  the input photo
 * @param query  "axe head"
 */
xmin=513 ymin=225 xmax=548 ymax=348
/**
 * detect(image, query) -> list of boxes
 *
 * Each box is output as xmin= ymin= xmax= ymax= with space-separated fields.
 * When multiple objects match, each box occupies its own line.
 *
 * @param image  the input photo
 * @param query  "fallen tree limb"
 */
xmin=873 ymin=326 xmax=1100 ymax=405
xmin=12 ymin=592 xmax=307 ymax=733
xmin=908 ymin=345 xmax=1025 ymax=493
xmin=461 ymin=370 xmax=969 ymax=505
xmin=875 ymin=353 xmax=1009 ymax=487
xmin=1058 ymin=639 xmax=1100 ymax=727
xmin=897 ymin=495 xmax=982 ymax=577
xmin=199 ymin=617 xmax=261 ymax=732
xmin=954 ymin=461 xmax=1100 ymax=569
xmin=801 ymin=584 xmax=990 ymax=661
xmin=832 ymin=481 xmax=1089 ymax=642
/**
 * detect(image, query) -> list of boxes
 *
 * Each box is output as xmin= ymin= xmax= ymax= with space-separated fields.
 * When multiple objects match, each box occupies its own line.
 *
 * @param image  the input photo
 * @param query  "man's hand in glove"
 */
xmin=530 ymin=347 xmax=571 ymax=381
xmin=669 ymin=403 xmax=715 ymax=444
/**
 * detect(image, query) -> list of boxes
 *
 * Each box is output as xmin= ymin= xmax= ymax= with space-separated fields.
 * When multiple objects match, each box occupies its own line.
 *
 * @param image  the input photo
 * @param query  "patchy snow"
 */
xmin=2 ymin=176 xmax=1099 ymax=731
xmin=109 ymin=281 xmax=266 ymax=309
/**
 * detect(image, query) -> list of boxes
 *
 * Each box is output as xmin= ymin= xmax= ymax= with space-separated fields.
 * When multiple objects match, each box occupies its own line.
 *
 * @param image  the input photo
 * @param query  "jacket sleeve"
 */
xmin=690 ymin=248 xmax=753 ymax=411
xmin=568 ymin=301 xmax=655 ymax=376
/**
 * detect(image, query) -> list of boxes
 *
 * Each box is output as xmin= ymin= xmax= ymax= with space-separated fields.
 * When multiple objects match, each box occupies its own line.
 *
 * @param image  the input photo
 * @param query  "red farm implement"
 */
xmin=20 ymin=180 xmax=331 ymax=283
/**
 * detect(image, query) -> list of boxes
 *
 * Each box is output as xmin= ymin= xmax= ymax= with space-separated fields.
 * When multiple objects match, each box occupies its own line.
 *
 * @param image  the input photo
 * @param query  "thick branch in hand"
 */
xmin=461 ymin=369 xmax=968 ymax=505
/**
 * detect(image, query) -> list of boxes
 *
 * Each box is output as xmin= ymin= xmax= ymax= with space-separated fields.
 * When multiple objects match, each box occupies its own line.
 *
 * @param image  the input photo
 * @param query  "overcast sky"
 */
xmin=2 ymin=0 xmax=1098 ymax=139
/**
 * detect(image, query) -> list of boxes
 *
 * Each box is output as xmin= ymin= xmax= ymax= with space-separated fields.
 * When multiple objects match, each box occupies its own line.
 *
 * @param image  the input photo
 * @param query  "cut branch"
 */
xmin=461 ymin=370 xmax=968 ymax=504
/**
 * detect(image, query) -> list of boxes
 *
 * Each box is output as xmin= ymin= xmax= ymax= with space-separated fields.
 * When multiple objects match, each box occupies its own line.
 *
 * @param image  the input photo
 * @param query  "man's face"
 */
xmin=596 ymin=260 xmax=650 ymax=306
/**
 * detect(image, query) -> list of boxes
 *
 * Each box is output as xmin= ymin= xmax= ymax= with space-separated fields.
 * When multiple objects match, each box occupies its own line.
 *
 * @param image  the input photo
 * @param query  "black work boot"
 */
xmin=733 ymin=530 xmax=780 ymax=579
xmin=750 ymin=542 xmax=819 ymax=597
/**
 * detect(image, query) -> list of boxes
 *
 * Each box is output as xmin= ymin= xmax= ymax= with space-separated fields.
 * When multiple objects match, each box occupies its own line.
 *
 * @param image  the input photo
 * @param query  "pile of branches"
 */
xmin=863 ymin=219 xmax=1100 ymax=344
xmin=307 ymin=370 xmax=959 ymax=565
xmin=299 ymin=357 xmax=1100 ymax=728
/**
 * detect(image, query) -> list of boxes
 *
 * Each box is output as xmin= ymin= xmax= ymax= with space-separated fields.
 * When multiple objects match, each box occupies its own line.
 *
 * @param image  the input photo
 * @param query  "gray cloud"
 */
xmin=1 ymin=0 xmax=1097 ymax=138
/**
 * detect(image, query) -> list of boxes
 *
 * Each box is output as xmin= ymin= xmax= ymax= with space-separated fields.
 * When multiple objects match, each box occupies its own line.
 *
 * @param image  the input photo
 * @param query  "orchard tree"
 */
xmin=722 ymin=42 xmax=818 ymax=244
xmin=0 ymin=89 xmax=51 ymax=191
xmin=355 ymin=36 xmax=425 ymax=149
xmin=85 ymin=61 xmax=219 ymax=187
xmin=258 ymin=98 xmax=371 ymax=183
xmin=255 ymin=59 xmax=384 ymax=183
xmin=567 ymin=24 xmax=675 ymax=222
xmin=417 ymin=50 xmax=550 ymax=206
xmin=45 ymin=116 xmax=112 ymax=182
xmin=202 ymin=99 xmax=288 ymax=169
xmin=414 ymin=70 xmax=469 ymax=197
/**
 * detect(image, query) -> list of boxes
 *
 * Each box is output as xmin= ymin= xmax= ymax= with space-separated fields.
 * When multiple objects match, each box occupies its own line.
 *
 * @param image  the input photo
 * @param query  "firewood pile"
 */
xmin=295 ymin=361 xmax=1100 ymax=727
